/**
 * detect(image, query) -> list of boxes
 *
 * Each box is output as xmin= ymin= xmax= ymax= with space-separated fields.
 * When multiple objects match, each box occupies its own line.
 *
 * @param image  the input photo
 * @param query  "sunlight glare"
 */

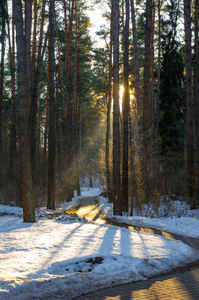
xmin=119 ymin=85 xmax=124 ymax=112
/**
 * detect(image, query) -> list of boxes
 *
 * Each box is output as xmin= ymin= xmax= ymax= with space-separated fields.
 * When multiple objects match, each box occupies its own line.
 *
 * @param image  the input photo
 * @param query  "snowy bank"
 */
xmin=1 ymin=188 xmax=199 ymax=299
xmin=0 ymin=210 xmax=199 ymax=299
xmin=97 ymin=196 xmax=199 ymax=238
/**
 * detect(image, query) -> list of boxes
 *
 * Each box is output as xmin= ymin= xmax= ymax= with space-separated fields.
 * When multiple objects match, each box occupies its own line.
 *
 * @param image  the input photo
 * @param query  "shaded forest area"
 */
xmin=0 ymin=0 xmax=198 ymax=222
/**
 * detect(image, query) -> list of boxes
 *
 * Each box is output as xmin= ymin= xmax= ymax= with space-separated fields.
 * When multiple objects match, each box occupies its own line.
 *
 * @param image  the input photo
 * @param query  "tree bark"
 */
xmin=156 ymin=0 xmax=161 ymax=140
xmin=29 ymin=0 xmax=46 ymax=184
xmin=122 ymin=0 xmax=130 ymax=213
xmin=43 ymin=50 xmax=50 ymax=157
xmin=0 ymin=1 xmax=6 ymax=148
xmin=7 ymin=1 xmax=17 ymax=183
xmin=142 ymin=0 xmax=153 ymax=202
xmin=194 ymin=0 xmax=199 ymax=208
xmin=131 ymin=0 xmax=144 ymax=207
xmin=55 ymin=13 xmax=66 ymax=119
xmin=184 ymin=0 xmax=195 ymax=209
xmin=25 ymin=0 xmax=32 ymax=109
xmin=13 ymin=0 xmax=35 ymax=222
xmin=113 ymin=0 xmax=122 ymax=215
xmin=63 ymin=0 xmax=75 ymax=202
xmin=130 ymin=0 xmax=141 ymax=120
xmin=106 ymin=2 xmax=113 ymax=203
xmin=47 ymin=0 xmax=56 ymax=210
xmin=73 ymin=6 xmax=81 ymax=196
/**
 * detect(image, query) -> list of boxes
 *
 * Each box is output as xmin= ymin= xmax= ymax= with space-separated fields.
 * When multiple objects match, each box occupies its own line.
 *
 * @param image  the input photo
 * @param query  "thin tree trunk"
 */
xmin=194 ymin=0 xmax=199 ymax=208
xmin=156 ymin=0 xmax=161 ymax=140
xmin=142 ymin=0 xmax=153 ymax=202
xmin=73 ymin=6 xmax=78 ymax=140
xmin=130 ymin=0 xmax=141 ymax=119
xmin=150 ymin=1 xmax=155 ymax=134
xmin=184 ymin=0 xmax=195 ymax=209
xmin=106 ymin=2 xmax=113 ymax=202
xmin=55 ymin=72 xmax=62 ymax=173
xmin=68 ymin=0 xmax=75 ymax=202
xmin=55 ymin=13 xmax=66 ymax=119
xmin=30 ymin=0 xmax=37 ymax=105
xmin=73 ymin=7 xmax=81 ymax=196
xmin=113 ymin=0 xmax=122 ymax=215
xmin=47 ymin=0 xmax=55 ymax=210
xmin=0 ymin=0 xmax=7 ymax=190
xmin=130 ymin=0 xmax=144 ymax=207
xmin=122 ymin=0 xmax=130 ymax=213
xmin=43 ymin=51 xmax=50 ymax=157
xmin=37 ymin=94 xmax=41 ymax=171
xmin=13 ymin=0 xmax=35 ymax=222
xmin=0 ymin=4 xmax=5 ymax=148
xmin=30 ymin=0 xmax=46 ymax=184
xmin=25 ymin=0 xmax=32 ymax=110
xmin=7 ymin=1 xmax=17 ymax=183
xmin=143 ymin=0 xmax=151 ymax=136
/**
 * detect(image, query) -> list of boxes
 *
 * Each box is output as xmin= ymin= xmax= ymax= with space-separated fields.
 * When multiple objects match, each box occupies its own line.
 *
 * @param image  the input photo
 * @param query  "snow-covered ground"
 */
xmin=96 ymin=195 xmax=199 ymax=238
xmin=0 ymin=187 xmax=199 ymax=299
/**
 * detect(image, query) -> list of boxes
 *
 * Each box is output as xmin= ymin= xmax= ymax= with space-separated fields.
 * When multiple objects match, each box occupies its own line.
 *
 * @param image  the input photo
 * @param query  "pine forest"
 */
xmin=0 ymin=0 xmax=199 ymax=222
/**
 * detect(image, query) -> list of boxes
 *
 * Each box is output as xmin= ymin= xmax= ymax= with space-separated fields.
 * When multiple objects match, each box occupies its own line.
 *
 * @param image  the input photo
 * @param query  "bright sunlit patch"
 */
xmin=119 ymin=84 xmax=124 ymax=112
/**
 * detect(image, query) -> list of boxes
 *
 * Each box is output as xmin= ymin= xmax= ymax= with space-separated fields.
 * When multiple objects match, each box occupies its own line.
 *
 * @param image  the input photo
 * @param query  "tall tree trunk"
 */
xmin=184 ymin=0 xmax=195 ymax=209
xmin=73 ymin=5 xmax=78 ymax=144
xmin=55 ymin=72 xmax=62 ymax=173
xmin=143 ymin=0 xmax=152 ymax=136
xmin=131 ymin=0 xmax=144 ymax=207
xmin=63 ymin=0 xmax=68 ymax=120
xmin=43 ymin=52 xmax=50 ymax=157
xmin=156 ymin=0 xmax=161 ymax=140
xmin=63 ymin=0 xmax=75 ymax=202
xmin=130 ymin=0 xmax=141 ymax=120
xmin=106 ymin=2 xmax=113 ymax=203
xmin=122 ymin=0 xmax=130 ymax=213
xmin=0 ymin=2 xmax=5 ymax=148
xmin=30 ymin=0 xmax=46 ymax=184
xmin=31 ymin=0 xmax=37 ymax=91
xmin=194 ymin=0 xmax=199 ymax=208
xmin=47 ymin=0 xmax=55 ymax=210
xmin=55 ymin=13 xmax=66 ymax=119
xmin=112 ymin=0 xmax=122 ymax=215
xmin=73 ymin=7 xmax=81 ymax=196
xmin=150 ymin=1 xmax=155 ymax=135
xmin=25 ymin=0 xmax=32 ymax=109
xmin=142 ymin=0 xmax=153 ymax=202
xmin=13 ymin=0 xmax=35 ymax=222
xmin=7 ymin=1 xmax=17 ymax=183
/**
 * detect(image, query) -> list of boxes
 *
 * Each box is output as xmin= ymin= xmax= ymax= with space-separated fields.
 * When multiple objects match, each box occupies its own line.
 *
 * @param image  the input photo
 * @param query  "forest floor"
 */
xmin=0 ymin=187 xmax=199 ymax=299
